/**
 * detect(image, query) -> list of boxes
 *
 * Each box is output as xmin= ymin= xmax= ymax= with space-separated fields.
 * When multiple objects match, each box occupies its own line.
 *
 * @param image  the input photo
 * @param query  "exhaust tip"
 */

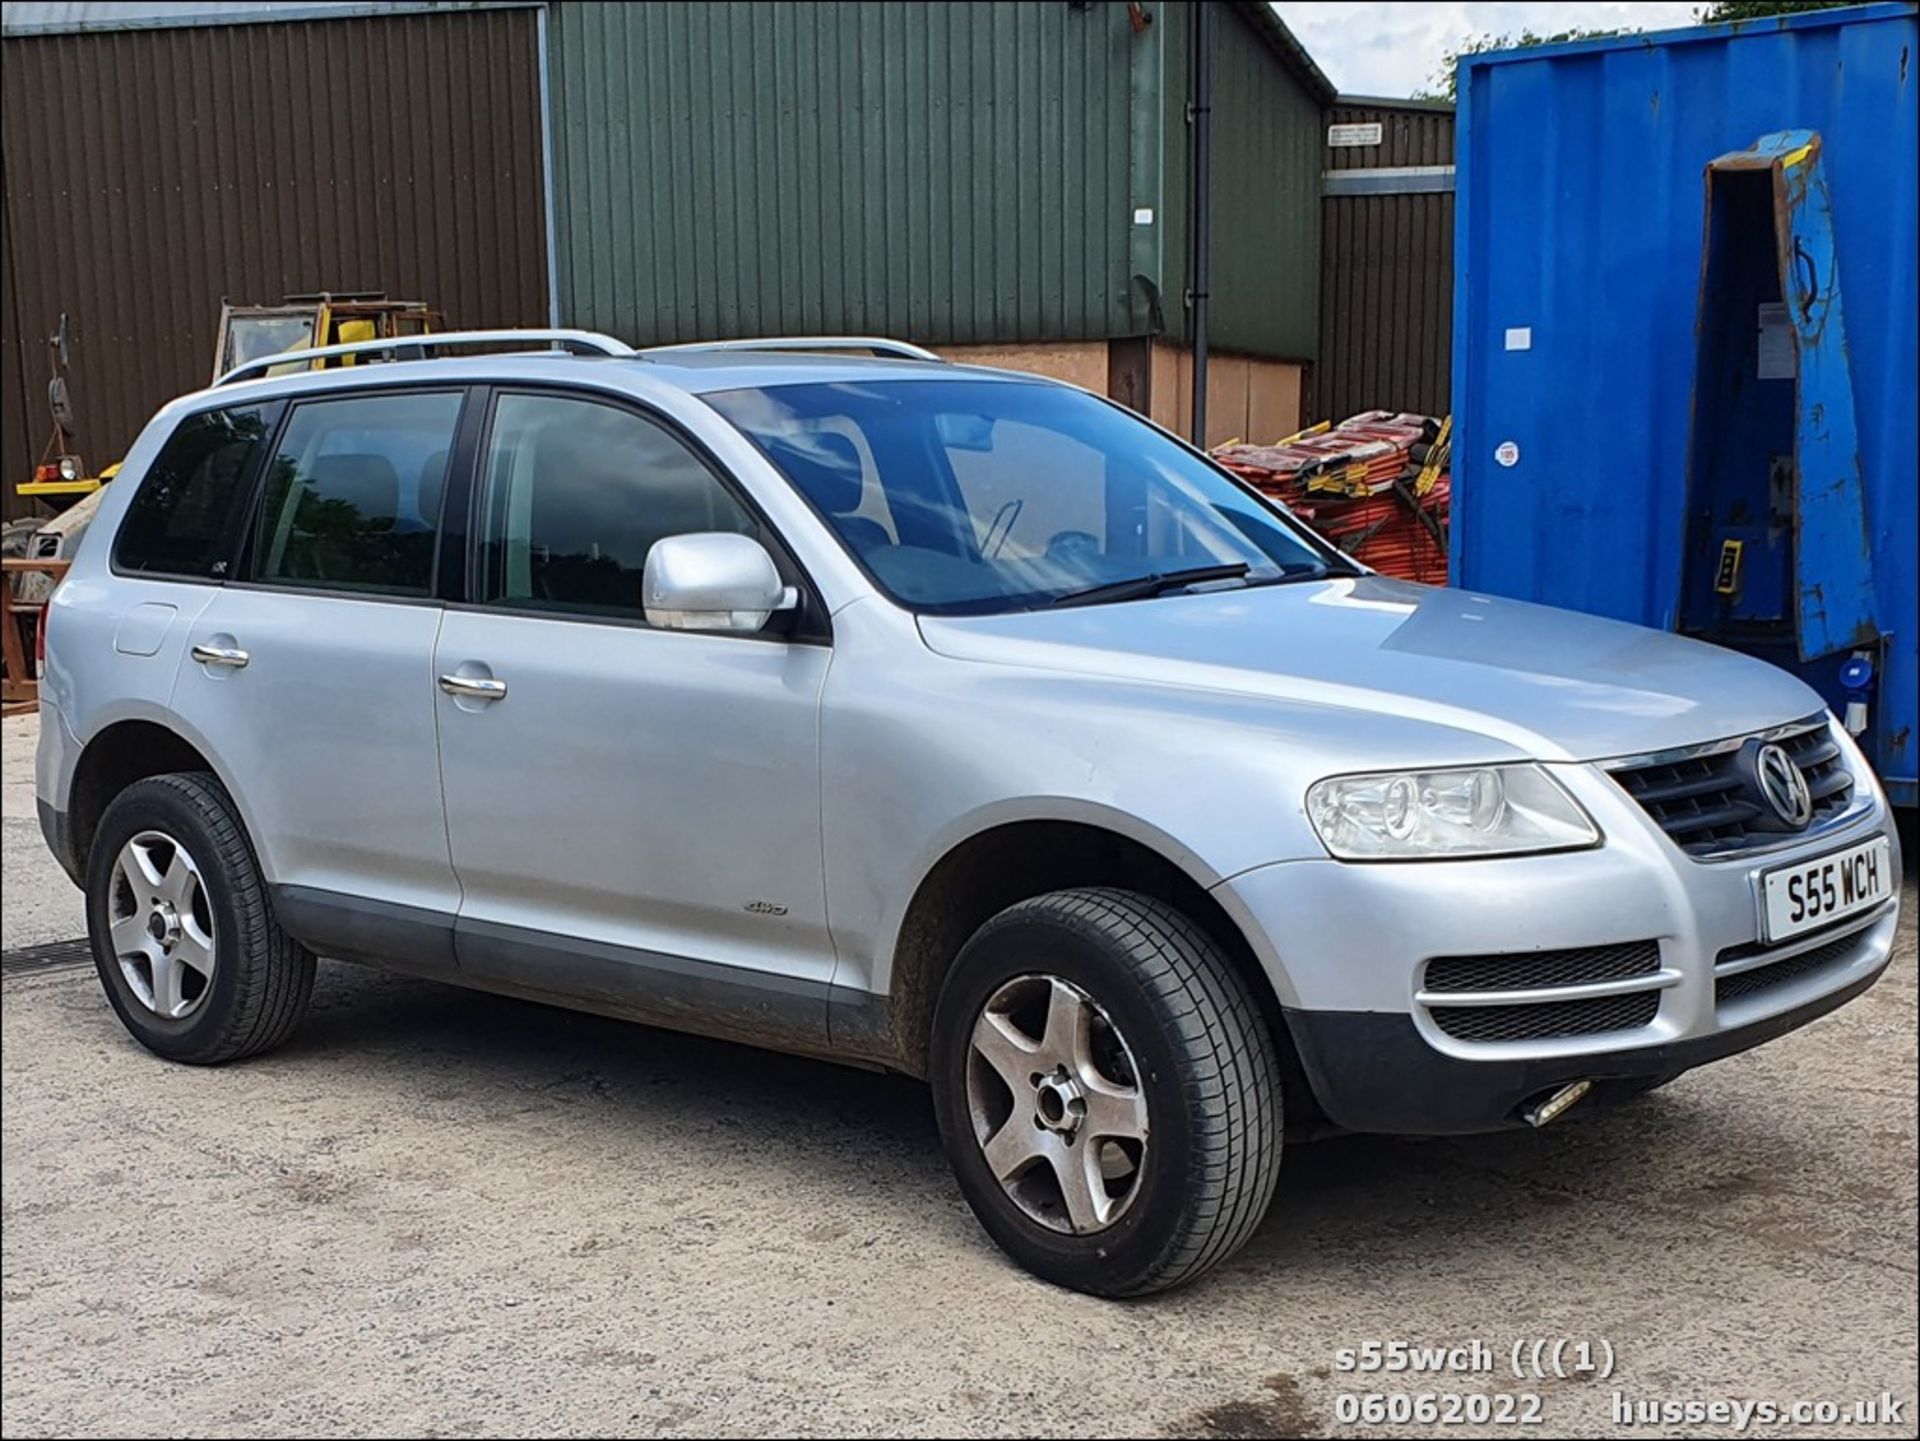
xmin=1521 ymin=1079 xmax=1593 ymax=1129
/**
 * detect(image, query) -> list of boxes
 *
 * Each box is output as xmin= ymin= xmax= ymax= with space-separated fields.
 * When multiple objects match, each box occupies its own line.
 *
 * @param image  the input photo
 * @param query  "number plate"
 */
xmin=1760 ymin=836 xmax=1892 ymax=942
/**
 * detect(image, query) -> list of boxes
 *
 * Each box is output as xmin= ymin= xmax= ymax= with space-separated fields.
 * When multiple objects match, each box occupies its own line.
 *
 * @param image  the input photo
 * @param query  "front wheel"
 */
xmin=929 ymin=888 xmax=1283 ymax=1297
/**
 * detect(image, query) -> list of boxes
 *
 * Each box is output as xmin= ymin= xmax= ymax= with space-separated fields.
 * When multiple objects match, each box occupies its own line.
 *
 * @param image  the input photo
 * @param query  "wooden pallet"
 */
xmin=1 ymin=558 xmax=69 ymax=715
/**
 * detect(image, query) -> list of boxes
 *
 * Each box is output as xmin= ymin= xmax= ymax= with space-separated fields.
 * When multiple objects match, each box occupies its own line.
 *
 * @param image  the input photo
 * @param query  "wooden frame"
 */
xmin=1 ymin=559 xmax=70 ymax=715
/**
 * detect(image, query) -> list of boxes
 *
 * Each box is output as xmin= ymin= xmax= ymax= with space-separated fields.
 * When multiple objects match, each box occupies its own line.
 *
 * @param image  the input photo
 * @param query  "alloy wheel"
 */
xmin=107 ymin=830 xmax=217 ymax=1019
xmin=965 ymin=974 xmax=1150 ymax=1235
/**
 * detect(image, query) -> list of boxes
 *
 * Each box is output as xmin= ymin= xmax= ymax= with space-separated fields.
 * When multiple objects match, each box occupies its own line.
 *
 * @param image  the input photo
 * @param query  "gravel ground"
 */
xmin=3 ymin=711 xmax=1915 ymax=1438
xmin=1 ymin=715 xmax=83 ymax=951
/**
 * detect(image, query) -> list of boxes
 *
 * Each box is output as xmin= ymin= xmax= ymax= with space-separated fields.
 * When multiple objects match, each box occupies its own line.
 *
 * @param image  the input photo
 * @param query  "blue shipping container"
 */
xmin=1451 ymin=3 xmax=1918 ymax=804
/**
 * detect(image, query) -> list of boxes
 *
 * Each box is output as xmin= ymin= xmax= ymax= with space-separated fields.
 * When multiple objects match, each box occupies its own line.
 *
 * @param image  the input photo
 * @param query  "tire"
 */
xmin=85 ymin=772 xmax=314 ymax=1064
xmin=929 ymin=887 xmax=1283 ymax=1297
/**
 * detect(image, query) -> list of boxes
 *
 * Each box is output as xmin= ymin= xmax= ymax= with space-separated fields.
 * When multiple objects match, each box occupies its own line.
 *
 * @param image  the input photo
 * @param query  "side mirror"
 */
xmin=642 ymin=532 xmax=798 ymax=634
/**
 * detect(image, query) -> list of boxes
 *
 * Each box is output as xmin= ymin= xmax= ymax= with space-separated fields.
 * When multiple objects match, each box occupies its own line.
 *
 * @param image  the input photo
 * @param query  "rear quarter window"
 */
xmin=114 ymin=402 xmax=284 ymax=579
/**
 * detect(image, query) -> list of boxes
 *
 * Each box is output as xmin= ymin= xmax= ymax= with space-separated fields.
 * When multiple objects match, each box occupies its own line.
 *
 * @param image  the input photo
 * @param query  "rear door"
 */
xmin=172 ymin=387 xmax=468 ymax=936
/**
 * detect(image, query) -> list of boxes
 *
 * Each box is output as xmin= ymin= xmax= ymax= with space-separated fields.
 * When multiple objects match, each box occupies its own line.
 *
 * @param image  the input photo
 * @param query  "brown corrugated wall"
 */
xmin=0 ymin=196 xmax=34 ymax=520
xmin=0 ymin=8 xmax=549 ymax=519
xmin=1316 ymin=98 xmax=1455 ymax=424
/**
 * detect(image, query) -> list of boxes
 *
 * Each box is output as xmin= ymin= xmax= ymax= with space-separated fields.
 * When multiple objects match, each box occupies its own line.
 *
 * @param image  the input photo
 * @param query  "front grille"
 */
xmin=1609 ymin=719 xmax=1854 ymax=858
xmin=1430 ymin=990 xmax=1660 ymax=1044
xmin=1782 ymin=724 xmax=1853 ymax=815
xmin=1425 ymin=942 xmax=1660 ymax=994
xmin=1715 ymin=929 xmax=1868 ymax=1007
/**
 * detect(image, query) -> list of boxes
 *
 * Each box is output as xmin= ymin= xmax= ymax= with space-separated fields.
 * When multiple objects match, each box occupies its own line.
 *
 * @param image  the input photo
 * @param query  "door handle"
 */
xmin=439 ymin=673 xmax=507 ymax=701
xmin=191 ymin=643 xmax=249 ymax=669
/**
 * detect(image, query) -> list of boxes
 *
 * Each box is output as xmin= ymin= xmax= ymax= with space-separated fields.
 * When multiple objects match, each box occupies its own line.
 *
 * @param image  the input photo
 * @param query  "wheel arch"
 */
xmin=66 ymin=714 xmax=244 ymax=880
xmin=877 ymin=812 xmax=1298 ymax=1096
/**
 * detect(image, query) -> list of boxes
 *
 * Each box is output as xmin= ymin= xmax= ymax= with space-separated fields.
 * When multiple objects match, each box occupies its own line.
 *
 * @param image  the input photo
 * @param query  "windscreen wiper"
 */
xmin=1048 ymin=562 xmax=1252 ymax=608
xmin=1241 ymin=556 xmax=1362 ymax=586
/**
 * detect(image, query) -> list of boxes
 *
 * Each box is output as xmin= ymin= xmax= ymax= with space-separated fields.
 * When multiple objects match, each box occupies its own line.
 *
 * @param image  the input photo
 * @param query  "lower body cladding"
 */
xmin=1215 ymin=773 xmax=1902 ymax=1137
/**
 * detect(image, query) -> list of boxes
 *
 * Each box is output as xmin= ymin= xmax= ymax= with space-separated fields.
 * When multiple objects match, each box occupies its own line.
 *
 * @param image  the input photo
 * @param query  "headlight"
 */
xmin=1307 ymin=764 xmax=1599 ymax=860
xmin=57 ymin=456 xmax=81 ymax=482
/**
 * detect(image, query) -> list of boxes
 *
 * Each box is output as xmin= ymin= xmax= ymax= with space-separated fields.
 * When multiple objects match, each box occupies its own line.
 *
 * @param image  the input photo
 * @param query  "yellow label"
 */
xmin=1714 ymin=538 xmax=1745 ymax=595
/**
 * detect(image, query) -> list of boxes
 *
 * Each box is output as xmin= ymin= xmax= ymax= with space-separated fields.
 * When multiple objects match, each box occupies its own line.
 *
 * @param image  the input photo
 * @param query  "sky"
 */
xmin=1271 ymin=2 xmax=1703 ymax=97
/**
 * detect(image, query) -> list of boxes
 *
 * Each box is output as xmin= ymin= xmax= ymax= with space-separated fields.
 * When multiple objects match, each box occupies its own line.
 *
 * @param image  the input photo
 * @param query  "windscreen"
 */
xmin=222 ymin=314 xmax=318 ymax=375
xmin=705 ymin=379 xmax=1334 ymax=614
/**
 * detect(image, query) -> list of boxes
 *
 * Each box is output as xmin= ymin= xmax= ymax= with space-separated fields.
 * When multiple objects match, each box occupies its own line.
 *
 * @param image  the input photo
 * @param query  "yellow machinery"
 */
xmin=7 ymin=293 xmax=442 ymax=615
xmin=16 ymin=294 xmax=440 ymax=512
xmin=211 ymin=291 xmax=439 ymax=381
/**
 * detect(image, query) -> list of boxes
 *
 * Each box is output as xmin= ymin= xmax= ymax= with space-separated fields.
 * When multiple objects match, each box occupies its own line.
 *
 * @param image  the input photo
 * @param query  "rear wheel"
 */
xmin=930 ymin=888 xmax=1283 ymax=1297
xmin=86 ymin=773 xmax=313 ymax=1064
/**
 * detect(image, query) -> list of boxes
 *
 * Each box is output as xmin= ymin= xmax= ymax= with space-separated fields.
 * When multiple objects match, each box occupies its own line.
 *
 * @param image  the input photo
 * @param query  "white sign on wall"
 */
xmin=1327 ymin=122 xmax=1384 ymax=148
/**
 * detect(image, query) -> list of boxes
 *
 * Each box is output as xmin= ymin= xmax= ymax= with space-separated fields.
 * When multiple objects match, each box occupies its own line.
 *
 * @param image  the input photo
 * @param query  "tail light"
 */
xmin=35 ymin=566 xmax=63 ymax=671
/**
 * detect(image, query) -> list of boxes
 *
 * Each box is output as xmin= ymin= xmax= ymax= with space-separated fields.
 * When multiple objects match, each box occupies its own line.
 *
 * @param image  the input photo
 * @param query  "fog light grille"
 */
xmin=1715 ymin=929 xmax=1870 ymax=1007
xmin=1430 ymin=991 xmax=1660 ymax=1044
xmin=1425 ymin=942 xmax=1659 ymax=994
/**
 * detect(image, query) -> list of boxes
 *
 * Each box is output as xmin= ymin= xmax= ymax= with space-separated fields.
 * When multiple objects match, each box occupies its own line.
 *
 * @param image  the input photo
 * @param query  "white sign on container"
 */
xmin=1757 ymin=301 xmax=1796 ymax=379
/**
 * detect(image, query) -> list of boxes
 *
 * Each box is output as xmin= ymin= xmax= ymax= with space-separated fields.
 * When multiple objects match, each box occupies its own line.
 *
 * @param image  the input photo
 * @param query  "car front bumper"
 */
xmin=1212 ymin=751 xmax=1902 ymax=1134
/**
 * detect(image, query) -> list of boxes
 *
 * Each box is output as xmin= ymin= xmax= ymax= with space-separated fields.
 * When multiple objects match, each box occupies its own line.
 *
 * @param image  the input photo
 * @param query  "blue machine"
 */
xmin=1452 ymin=4 xmax=1917 ymax=806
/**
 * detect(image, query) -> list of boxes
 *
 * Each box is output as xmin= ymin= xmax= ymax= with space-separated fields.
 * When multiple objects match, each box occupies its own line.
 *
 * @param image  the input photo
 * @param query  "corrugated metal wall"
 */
xmin=1159 ymin=1 xmax=1323 ymax=362
xmin=0 ymin=199 xmax=34 ymax=520
xmin=548 ymin=0 xmax=1138 ymax=347
xmin=1316 ymin=97 xmax=1454 ymax=422
xmin=0 ymin=7 xmax=549 ymax=517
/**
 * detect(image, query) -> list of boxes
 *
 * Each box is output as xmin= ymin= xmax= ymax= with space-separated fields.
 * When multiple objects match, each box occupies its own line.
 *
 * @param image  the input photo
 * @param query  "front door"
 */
xmin=432 ymin=389 xmax=833 ymax=1048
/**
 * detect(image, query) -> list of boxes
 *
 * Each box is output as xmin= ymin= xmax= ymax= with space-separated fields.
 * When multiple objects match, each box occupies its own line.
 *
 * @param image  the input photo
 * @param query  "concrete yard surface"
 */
xmin=2 ymin=715 xmax=84 ymax=953
xmin=2 ymin=712 xmax=1915 ymax=1438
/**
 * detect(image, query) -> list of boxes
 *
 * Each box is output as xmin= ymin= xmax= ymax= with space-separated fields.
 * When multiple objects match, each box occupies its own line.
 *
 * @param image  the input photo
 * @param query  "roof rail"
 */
xmin=643 ymin=336 xmax=942 ymax=363
xmin=216 ymin=328 xmax=634 ymax=387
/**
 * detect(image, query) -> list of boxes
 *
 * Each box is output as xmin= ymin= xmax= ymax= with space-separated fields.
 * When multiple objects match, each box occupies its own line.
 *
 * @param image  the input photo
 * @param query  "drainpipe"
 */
xmin=1187 ymin=0 xmax=1213 ymax=446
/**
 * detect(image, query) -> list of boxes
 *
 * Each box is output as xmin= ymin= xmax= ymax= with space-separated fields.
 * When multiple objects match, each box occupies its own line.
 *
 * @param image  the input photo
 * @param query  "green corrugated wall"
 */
xmin=547 ymin=0 xmax=1321 ymax=358
xmin=1159 ymin=1 xmax=1321 ymax=359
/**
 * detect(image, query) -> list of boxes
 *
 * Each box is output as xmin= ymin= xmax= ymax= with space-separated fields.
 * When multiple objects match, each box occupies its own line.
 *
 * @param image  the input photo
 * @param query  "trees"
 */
xmin=1414 ymin=2 xmax=1859 ymax=102
xmin=1414 ymin=28 xmax=1621 ymax=102
xmin=1695 ymin=2 xmax=1858 ymax=20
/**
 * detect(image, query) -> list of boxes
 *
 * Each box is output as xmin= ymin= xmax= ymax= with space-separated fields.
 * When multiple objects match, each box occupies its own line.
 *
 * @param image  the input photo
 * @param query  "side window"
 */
xmin=477 ymin=392 xmax=759 ymax=619
xmin=249 ymin=391 xmax=463 ymax=596
xmin=114 ymin=402 xmax=283 ymax=579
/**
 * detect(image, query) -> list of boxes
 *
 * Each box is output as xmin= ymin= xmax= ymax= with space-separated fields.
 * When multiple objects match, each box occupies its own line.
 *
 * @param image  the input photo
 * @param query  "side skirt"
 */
xmin=269 ymin=884 xmax=899 ymax=1068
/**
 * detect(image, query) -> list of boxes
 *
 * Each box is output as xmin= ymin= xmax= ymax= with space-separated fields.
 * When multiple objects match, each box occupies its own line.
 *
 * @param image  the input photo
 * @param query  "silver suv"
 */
xmin=36 ymin=331 xmax=1902 ymax=1296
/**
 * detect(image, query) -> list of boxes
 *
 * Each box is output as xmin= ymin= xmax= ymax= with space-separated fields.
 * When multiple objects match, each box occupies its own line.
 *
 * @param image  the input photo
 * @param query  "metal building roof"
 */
xmin=0 ymin=0 xmax=533 ymax=37
xmin=1233 ymin=0 xmax=1335 ymax=104
xmin=1 ymin=0 xmax=1335 ymax=105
